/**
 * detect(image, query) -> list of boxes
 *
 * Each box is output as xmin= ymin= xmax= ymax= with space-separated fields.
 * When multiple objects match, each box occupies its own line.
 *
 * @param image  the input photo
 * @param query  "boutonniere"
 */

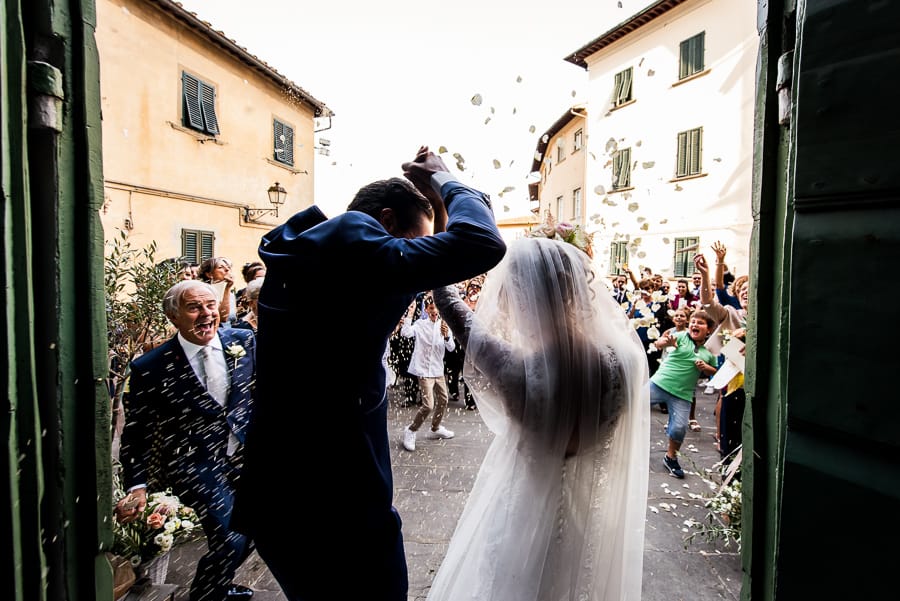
xmin=225 ymin=344 xmax=246 ymax=368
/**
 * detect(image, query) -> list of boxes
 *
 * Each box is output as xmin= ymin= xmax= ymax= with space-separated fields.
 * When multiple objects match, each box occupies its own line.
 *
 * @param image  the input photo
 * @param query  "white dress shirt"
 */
xmin=401 ymin=316 xmax=455 ymax=378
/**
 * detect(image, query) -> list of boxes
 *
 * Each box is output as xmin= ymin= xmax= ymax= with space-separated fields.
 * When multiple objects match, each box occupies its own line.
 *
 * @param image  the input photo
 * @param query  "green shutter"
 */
xmin=200 ymin=231 xmax=214 ymax=262
xmin=182 ymin=72 xmax=204 ymax=130
xmin=182 ymin=229 xmax=198 ymax=263
xmin=274 ymin=119 xmax=294 ymax=166
xmin=679 ymin=32 xmax=705 ymax=79
xmin=199 ymin=82 xmax=219 ymax=134
xmin=690 ymin=127 xmax=703 ymax=175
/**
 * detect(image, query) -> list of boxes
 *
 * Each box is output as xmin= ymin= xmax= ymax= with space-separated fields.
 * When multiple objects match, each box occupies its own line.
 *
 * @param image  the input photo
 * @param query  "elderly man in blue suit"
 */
xmin=230 ymin=147 xmax=507 ymax=600
xmin=116 ymin=279 xmax=256 ymax=600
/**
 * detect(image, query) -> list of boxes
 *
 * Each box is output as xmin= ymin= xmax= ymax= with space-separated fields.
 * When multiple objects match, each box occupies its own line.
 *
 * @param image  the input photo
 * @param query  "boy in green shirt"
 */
xmin=650 ymin=310 xmax=718 ymax=478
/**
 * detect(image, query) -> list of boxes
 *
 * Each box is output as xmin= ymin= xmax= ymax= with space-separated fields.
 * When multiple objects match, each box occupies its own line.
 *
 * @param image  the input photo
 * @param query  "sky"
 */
xmin=176 ymin=0 xmax=653 ymax=217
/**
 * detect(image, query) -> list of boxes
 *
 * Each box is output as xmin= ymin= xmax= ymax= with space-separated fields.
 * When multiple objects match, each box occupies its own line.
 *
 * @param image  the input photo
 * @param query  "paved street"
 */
xmin=155 ymin=382 xmax=741 ymax=601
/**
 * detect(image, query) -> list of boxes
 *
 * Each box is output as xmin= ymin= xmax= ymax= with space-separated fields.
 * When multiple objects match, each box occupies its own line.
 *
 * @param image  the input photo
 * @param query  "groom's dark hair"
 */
xmin=347 ymin=177 xmax=433 ymax=231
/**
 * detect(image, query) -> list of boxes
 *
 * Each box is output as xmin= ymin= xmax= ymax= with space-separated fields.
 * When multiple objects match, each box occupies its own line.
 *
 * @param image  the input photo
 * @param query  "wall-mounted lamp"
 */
xmin=244 ymin=182 xmax=287 ymax=223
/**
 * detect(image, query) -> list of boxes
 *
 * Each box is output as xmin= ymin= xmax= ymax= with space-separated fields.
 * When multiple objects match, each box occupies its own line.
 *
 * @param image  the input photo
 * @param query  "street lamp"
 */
xmin=244 ymin=182 xmax=287 ymax=223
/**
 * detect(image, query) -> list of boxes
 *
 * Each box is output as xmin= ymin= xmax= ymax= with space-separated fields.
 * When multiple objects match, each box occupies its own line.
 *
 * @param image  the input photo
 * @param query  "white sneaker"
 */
xmin=428 ymin=425 xmax=455 ymax=440
xmin=401 ymin=427 xmax=416 ymax=452
xmin=704 ymin=385 xmax=715 ymax=395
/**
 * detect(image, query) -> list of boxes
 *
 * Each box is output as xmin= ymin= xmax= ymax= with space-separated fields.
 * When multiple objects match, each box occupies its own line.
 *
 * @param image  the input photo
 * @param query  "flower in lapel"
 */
xmin=225 ymin=343 xmax=246 ymax=369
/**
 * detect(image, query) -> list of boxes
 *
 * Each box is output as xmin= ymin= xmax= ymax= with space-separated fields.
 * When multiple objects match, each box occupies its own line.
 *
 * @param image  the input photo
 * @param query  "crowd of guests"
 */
xmin=608 ymin=242 xmax=749 ymax=470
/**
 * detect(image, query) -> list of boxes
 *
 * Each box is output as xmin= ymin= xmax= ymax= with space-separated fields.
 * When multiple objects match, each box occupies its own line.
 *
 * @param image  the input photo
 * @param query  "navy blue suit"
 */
xmin=231 ymin=179 xmax=506 ymax=600
xmin=120 ymin=328 xmax=256 ymax=601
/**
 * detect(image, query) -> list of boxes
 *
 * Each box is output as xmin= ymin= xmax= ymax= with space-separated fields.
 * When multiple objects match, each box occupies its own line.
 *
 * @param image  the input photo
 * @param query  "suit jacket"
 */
xmin=232 ymin=180 xmax=506 ymax=536
xmin=119 ymin=328 xmax=256 ymax=496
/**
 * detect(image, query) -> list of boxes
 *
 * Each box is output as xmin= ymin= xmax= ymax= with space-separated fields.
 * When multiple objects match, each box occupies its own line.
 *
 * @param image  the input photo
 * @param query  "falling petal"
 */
xmin=501 ymin=186 xmax=515 ymax=194
xmin=714 ymin=157 xmax=722 ymax=162
xmin=663 ymin=237 xmax=670 ymax=244
xmin=674 ymin=184 xmax=683 ymax=191
xmin=529 ymin=125 xmax=536 ymax=133
xmin=642 ymin=161 xmax=655 ymax=168
xmin=470 ymin=93 xmax=483 ymax=106
xmin=509 ymin=160 xmax=515 ymax=167
xmin=512 ymin=107 xmax=517 ymax=115
xmin=516 ymin=75 xmax=523 ymax=83
xmin=503 ymin=205 xmax=510 ymax=212
xmin=647 ymin=69 xmax=655 ymax=76
xmin=484 ymin=117 xmax=492 ymax=125
xmin=490 ymin=106 xmax=495 ymax=114
xmin=438 ymin=145 xmax=449 ymax=154
xmin=617 ymin=1 xmax=623 ymax=7
xmin=637 ymin=217 xmax=646 ymax=223
xmin=594 ymin=185 xmax=606 ymax=195
xmin=493 ymin=159 xmax=501 ymax=169
xmin=641 ymin=223 xmax=649 ymax=230
xmin=456 ymin=161 xmax=466 ymax=171
xmin=627 ymin=202 xmax=639 ymax=212
xmin=659 ymin=219 xmax=668 ymax=224
xmin=571 ymin=90 xmax=577 ymax=97
xmin=637 ymin=251 xmax=647 ymax=258
xmin=605 ymin=138 xmax=618 ymax=153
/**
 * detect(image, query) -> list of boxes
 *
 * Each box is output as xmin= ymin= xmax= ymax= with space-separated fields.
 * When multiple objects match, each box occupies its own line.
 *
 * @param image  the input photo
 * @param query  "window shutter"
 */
xmin=199 ymin=82 xmax=219 ymax=134
xmin=620 ymin=148 xmax=631 ymax=188
xmin=679 ymin=33 xmax=705 ymax=79
xmin=676 ymin=131 xmax=689 ymax=177
xmin=274 ymin=120 xmax=294 ymax=165
xmin=182 ymin=73 xmax=204 ymax=130
xmin=200 ymin=232 xmax=215 ymax=262
xmin=615 ymin=67 xmax=633 ymax=105
xmin=690 ymin=128 xmax=702 ymax=175
xmin=182 ymin=230 xmax=198 ymax=264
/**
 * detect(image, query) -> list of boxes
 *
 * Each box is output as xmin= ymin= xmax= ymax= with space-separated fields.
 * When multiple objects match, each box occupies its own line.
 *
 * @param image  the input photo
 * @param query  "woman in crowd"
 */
xmin=198 ymin=256 xmax=236 ymax=328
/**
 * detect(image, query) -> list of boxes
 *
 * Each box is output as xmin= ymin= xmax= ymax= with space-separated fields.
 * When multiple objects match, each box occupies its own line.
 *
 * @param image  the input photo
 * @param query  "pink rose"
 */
xmin=556 ymin=222 xmax=575 ymax=239
xmin=146 ymin=512 xmax=166 ymax=529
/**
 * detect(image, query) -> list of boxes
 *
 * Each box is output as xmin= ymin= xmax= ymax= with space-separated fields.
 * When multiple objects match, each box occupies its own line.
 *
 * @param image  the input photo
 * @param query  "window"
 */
xmin=679 ymin=32 xmax=705 ymax=80
xmin=676 ymin=127 xmax=703 ymax=177
xmin=609 ymin=242 xmax=628 ymax=275
xmin=614 ymin=67 xmax=633 ymax=105
xmin=673 ymin=236 xmax=699 ymax=277
xmin=612 ymin=147 xmax=631 ymax=190
xmin=572 ymin=188 xmax=583 ymax=221
xmin=182 ymin=72 xmax=219 ymax=135
xmin=273 ymin=119 xmax=294 ymax=166
xmin=556 ymin=196 xmax=565 ymax=220
xmin=573 ymin=129 xmax=583 ymax=152
xmin=556 ymin=141 xmax=565 ymax=163
xmin=182 ymin=229 xmax=215 ymax=265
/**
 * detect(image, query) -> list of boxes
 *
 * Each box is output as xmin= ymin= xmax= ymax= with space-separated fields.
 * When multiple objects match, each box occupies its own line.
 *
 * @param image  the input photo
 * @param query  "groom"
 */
xmin=230 ymin=147 xmax=507 ymax=600
xmin=116 ymin=280 xmax=256 ymax=600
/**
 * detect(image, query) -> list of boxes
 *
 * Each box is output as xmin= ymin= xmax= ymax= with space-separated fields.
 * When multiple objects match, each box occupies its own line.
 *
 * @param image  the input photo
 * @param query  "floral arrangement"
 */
xmin=526 ymin=211 xmax=594 ymax=258
xmin=112 ymin=484 xmax=200 ymax=567
xmin=683 ymin=447 xmax=743 ymax=550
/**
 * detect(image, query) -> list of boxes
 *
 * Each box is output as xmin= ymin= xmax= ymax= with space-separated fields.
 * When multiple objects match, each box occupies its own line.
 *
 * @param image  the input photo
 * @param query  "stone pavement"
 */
xmin=154 ymin=382 xmax=741 ymax=601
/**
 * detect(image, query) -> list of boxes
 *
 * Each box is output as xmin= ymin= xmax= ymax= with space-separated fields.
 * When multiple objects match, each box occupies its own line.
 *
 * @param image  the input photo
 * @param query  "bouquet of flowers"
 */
xmin=112 ymin=483 xmax=200 ymax=568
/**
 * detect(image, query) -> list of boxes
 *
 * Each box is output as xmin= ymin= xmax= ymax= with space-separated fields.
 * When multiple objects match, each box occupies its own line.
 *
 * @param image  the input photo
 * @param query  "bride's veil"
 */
xmin=441 ymin=237 xmax=649 ymax=601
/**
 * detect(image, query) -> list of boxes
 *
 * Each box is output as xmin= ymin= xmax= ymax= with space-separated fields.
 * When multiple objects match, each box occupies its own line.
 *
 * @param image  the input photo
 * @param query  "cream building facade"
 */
xmin=537 ymin=0 xmax=757 ymax=282
xmin=96 ymin=0 xmax=331 ymax=272
xmin=529 ymin=107 xmax=588 ymax=228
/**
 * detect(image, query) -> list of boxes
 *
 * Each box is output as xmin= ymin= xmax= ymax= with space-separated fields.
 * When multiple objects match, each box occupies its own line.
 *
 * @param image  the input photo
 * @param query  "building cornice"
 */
xmin=151 ymin=0 xmax=332 ymax=117
xmin=563 ymin=0 xmax=688 ymax=70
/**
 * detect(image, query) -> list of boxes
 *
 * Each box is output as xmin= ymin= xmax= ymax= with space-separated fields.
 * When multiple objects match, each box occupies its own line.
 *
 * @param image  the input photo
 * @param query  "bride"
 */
xmin=431 ymin=230 xmax=650 ymax=601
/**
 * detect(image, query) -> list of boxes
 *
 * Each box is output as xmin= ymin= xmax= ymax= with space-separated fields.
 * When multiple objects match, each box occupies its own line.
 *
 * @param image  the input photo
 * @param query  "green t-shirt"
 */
xmin=650 ymin=331 xmax=717 ymax=401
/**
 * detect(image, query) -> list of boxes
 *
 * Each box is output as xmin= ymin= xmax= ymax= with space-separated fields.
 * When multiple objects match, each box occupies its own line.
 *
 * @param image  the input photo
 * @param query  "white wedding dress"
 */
xmin=431 ymin=238 xmax=650 ymax=601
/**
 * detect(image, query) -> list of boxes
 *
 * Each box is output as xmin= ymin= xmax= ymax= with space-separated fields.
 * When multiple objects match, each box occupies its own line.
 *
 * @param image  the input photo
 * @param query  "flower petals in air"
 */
xmin=471 ymin=93 xmax=483 ymax=106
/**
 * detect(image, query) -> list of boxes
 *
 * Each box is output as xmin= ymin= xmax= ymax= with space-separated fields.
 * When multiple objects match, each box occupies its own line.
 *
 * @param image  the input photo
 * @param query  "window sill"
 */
xmin=669 ymin=173 xmax=707 ymax=183
xmin=609 ymin=186 xmax=635 ymax=195
xmin=266 ymin=157 xmax=308 ymax=174
xmin=610 ymin=99 xmax=636 ymax=112
xmin=672 ymin=68 xmax=711 ymax=88
xmin=168 ymin=121 xmax=223 ymax=145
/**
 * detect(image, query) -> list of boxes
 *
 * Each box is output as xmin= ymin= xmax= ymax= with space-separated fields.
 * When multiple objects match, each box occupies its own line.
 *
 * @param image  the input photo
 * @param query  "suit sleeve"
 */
xmin=118 ymin=361 xmax=156 ymax=490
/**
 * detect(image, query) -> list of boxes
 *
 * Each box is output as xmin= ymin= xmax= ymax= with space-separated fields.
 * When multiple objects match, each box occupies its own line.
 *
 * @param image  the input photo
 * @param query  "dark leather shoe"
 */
xmin=227 ymin=584 xmax=254 ymax=598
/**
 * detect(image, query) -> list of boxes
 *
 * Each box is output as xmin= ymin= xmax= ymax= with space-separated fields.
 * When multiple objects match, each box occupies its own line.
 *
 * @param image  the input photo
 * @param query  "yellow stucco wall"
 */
xmin=537 ymin=116 xmax=588 ymax=225
xmin=96 ymin=0 xmax=324 ymax=271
